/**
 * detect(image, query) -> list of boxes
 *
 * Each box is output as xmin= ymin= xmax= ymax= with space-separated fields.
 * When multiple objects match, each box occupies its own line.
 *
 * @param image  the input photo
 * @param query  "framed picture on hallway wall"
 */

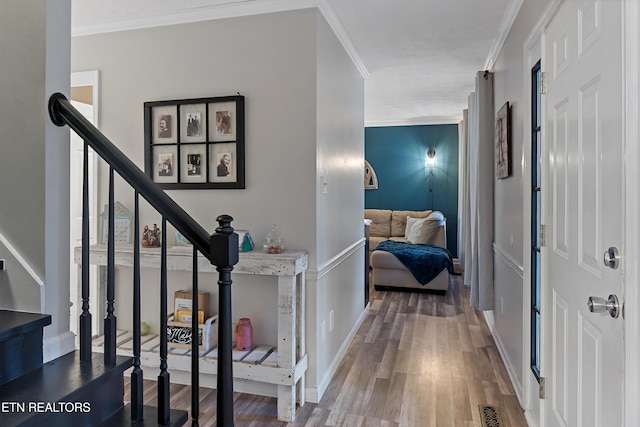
xmin=144 ymin=95 xmax=245 ymax=189
xmin=495 ymin=101 xmax=510 ymax=179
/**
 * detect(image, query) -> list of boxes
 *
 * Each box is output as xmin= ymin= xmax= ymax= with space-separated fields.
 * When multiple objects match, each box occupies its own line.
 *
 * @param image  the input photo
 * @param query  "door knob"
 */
xmin=587 ymin=294 xmax=620 ymax=318
xmin=604 ymin=247 xmax=620 ymax=269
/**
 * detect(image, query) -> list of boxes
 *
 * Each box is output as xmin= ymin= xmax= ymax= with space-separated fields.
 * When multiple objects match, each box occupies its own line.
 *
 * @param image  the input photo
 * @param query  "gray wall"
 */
xmin=0 ymin=242 xmax=41 ymax=312
xmin=0 ymin=0 xmax=72 ymax=356
xmin=0 ymin=2 xmax=48 ymax=282
xmin=312 ymin=11 xmax=365 ymax=392
xmin=72 ymin=8 xmax=365 ymax=399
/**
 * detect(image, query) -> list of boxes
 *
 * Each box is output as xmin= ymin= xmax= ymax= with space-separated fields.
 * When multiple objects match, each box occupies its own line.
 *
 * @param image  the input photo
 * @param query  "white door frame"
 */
xmin=70 ymin=70 xmax=100 ymax=335
xmin=521 ymin=21 xmax=543 ymax=427
xmin=521 ymin=1 xmax=640 ymax=425
xmin=622 ymin=0 xmax=640 ymax=424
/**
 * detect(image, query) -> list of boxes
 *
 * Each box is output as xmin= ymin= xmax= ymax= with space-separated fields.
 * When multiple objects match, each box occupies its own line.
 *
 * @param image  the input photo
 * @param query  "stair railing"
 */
xmin=49 ymin=93 xmax=237 ymax=427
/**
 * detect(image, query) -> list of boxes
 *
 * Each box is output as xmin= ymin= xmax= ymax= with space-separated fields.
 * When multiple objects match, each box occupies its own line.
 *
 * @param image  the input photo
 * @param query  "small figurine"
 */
xmin=142 ymin=223 xmax=161 ymax=247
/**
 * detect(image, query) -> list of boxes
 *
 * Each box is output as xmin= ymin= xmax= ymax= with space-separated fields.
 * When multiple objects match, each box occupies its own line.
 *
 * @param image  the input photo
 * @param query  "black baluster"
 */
xmin=131 ymin=191 xmax=143 ymax=421
xmin=79 ymin=140 xmax=92 ymax=362
xmin=191 ymin=245 xmax=200 ymax=426
xmin=104 ymin=166 xmax=117 ymax=366
xmin=158 ymin=218 xmax=170 ymax=425
xmin=211 ymin=215 xmax=239 ymax=427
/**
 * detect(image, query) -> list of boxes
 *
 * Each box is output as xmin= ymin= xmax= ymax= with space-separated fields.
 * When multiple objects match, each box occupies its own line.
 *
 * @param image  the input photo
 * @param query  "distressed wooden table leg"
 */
xmin=277 ymin=274 xmax=297 ymax=422
xmin=296 ymin=271 xmax=306 ymax=406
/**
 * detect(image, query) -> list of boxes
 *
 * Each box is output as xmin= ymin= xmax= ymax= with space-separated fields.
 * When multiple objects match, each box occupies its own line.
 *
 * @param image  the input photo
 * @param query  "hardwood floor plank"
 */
xmin=124 ymin=276 xmax=528 ymax=426
xmin=451 ymin=373 xmax=473 ymax=423
xmin=381 ymin=372 xmax=406 ymax=422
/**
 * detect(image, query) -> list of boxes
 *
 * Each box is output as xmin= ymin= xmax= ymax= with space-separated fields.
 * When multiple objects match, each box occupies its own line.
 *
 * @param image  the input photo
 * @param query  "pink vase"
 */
xmin=236 ymin=318 xmax=253 ymax=351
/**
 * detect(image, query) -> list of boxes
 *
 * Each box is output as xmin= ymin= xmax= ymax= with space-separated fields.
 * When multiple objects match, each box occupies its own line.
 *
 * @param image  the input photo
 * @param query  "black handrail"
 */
xmin=48 ymin=93 xmax=212 ymax=259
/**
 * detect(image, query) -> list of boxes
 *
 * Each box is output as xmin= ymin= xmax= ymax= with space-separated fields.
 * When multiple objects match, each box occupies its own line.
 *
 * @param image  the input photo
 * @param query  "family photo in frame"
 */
xmin=144 ymin=95 xmax=245 ymax=189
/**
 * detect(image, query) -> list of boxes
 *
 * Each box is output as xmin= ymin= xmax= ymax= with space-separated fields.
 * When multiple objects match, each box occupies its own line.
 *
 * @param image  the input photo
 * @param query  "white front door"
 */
xmin=542 ymin=0 xmax=624 ymax=426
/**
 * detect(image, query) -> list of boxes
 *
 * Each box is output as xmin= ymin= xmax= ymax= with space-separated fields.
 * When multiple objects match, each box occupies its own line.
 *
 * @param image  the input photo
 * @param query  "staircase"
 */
xmin=0 ymin=93 xmax=240 ymax=426
xmin=0 ymin=310 xmax=188 ymax=426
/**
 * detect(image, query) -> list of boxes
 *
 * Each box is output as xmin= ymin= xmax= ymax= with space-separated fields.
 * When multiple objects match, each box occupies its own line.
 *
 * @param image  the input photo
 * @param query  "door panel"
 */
xmin=552 ymin=290 xmax=569 ymax=424
xmin=552 ymin=98 xmax=570 ymax=258
xmin=577 ymin=313 xmax=600 ymax=427
xmin=543 ymin=1 xmax=623 ymax=426
xmin=577 ymin=77 xmax=601 ymax=274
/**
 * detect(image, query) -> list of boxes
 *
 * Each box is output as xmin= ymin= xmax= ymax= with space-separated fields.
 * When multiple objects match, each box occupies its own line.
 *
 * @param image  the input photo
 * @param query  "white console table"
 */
xmin=74 ymin=244 xmax=308 ymax=422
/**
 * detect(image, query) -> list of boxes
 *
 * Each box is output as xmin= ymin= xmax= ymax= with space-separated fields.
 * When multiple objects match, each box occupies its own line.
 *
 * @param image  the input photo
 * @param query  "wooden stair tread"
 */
xmin=98 ymin=404 xmax=188 ymax=427
xmin=0 ymin=310 xmax=51 ymax=343
xmin=0 ymin=351 xmax=133 ymax=426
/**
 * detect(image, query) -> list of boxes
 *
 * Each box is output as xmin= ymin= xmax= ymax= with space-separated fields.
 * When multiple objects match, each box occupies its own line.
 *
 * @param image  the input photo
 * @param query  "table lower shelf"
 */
xmin=90 ymin=330 xmax=307 ymax=387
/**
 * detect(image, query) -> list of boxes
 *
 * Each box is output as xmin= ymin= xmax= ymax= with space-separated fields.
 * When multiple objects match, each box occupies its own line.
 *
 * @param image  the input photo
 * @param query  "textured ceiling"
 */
xmin=71 ymin=0 xmax=515 ymax=126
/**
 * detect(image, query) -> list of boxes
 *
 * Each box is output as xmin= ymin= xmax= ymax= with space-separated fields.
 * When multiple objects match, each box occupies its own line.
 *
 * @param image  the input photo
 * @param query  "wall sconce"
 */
xmin=426 ymin=148 xmax=436 ymax=167
xmin=426 ymin=148 xmax=436 ymax=209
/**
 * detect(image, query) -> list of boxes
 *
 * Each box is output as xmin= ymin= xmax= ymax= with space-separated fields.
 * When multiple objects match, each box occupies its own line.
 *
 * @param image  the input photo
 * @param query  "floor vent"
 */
xmin=479 ymin=405 xmax=504 ymax=427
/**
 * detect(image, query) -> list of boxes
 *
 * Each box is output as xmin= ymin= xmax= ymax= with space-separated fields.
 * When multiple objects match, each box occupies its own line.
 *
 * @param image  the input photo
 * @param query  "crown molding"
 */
xmin=483 ymin=0 xmax=525 ymax=71
xmin=316 ymin=0 xmax=369 ymax=78
xmin=365 ymin=115 xmax=462 ymax=127
xmin=72 ymin=0 xmax=368 ymax=78
xmin=72 ymin=0 xmax=314 ymax=36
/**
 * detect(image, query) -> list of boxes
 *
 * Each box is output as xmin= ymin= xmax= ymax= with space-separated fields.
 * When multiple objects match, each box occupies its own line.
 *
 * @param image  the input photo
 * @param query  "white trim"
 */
xmin=71 ymin=0 xmax=368 ymax=79
xmin=307 ymin=238 xmax=364 ymax=282
xmin=70 ymin=71 xmax=100 ymax=335
xmin=524 ymin=410 xmax=540 ymax=427
xmin=538 ymin=5 xmax=560 ymax=427
xmin=365 ymin=116 xmax=461 ymax=127
xmin=0 ymin=232 xmax=45 ymax=287
xmin=317 ymin=0 xmax=368 ymax=78
xmin=306 ymin=302 xmax=369 ymax=403
xmin=484 ymin=311 xmax=524 ymax=405
xmin=521 ymin=20 xmax=542 ymax=420
xmin=72 ymin=0 xmax=318 ymax=36
xmin=43 ymin=331 xmax=76 ymax=363
xmin=623 ymin=0 xmax=640 ymax=425
xmin=492 ymin=243 xmax=524 ymax=278
xmin=484 ymin=0 xmax=524 ymax=70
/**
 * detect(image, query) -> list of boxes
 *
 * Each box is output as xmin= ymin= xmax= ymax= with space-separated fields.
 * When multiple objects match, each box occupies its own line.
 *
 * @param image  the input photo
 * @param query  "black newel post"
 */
xmin=210 ymin=215 xmax=239 ymax=427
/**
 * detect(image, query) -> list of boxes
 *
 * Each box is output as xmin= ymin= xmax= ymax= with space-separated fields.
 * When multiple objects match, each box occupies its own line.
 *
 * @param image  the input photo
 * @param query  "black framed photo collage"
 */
xmin=144 ymin=95 xmax=245 ymax=189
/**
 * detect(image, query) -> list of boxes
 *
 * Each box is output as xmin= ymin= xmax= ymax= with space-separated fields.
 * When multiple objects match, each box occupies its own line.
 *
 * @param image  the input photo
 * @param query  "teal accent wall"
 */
xmin=365 ymin=124 xmax=459 ymax=256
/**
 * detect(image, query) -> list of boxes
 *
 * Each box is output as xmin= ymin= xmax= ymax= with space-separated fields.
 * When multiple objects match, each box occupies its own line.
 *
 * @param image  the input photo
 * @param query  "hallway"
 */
xmin=126 ymin=275 xmax=527 ymax=426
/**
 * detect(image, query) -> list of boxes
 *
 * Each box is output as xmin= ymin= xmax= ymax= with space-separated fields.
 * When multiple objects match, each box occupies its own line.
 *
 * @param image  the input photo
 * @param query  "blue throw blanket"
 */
xmin=376 ymin=240 xmax=455 ymax=285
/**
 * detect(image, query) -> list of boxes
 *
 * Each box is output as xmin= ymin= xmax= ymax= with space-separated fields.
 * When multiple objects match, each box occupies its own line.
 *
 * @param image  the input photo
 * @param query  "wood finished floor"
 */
xmin=124 ymin=275 xmax=528 ymax=426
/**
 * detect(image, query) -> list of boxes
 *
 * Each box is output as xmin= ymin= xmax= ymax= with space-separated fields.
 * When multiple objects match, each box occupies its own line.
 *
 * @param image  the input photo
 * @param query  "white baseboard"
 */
xmin=43 ymin=331 xmax=76 ymax=363
xmin=525 ymin=409 xmax=538 ymax=427
xmin=483 ymin=311 xmax=524 ymax=405
xmin=306 ymin=302 xmax=370 ymax=403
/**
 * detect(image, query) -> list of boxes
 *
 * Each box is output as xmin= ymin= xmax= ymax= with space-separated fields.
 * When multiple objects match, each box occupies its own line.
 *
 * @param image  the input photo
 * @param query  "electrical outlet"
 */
xmin=329 ymin=310 xmax=334 ymax=332
xmin=321 ymin=321 xmax=326 ymax=342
